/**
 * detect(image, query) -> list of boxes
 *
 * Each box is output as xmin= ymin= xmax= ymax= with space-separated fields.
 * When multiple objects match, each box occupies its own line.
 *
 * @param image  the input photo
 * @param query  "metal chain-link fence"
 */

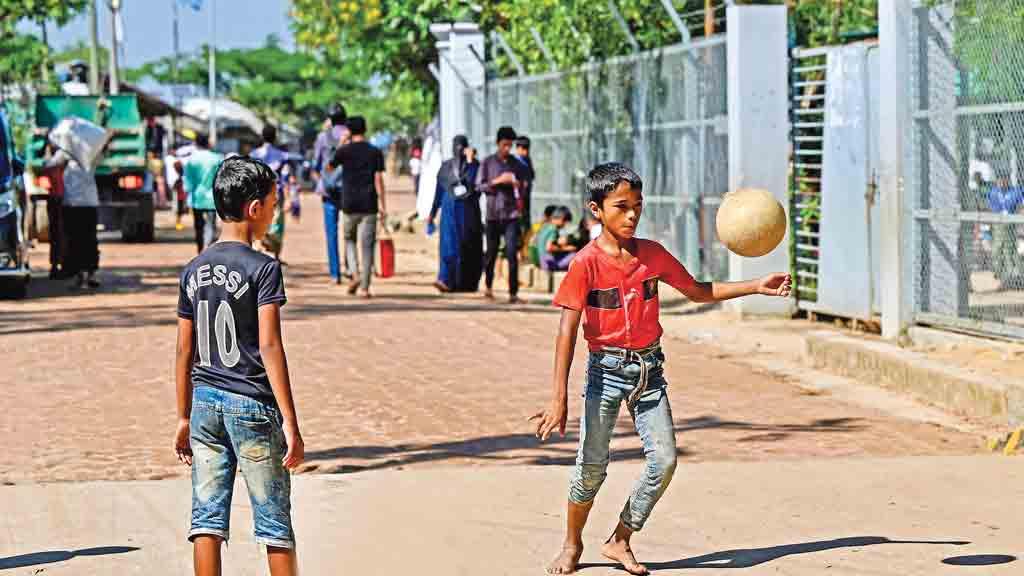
xmin=909 ymin=0 xmax=1024 ymax=339
xmin=478 ymin=36 xmax=730 ymax=280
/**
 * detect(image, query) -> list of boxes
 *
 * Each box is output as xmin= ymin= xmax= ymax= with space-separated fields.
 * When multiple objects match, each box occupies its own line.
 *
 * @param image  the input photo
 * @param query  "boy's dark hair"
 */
xmin=588 ymin=162 xmax=643 ymax=207
xmin=196 ymin=132 xmax=210 ymax=148
xmin=213 ymin=156 xmax=277 ymax=222
xmin=496 ymin=126 xmax=517 ymax=143
xmin=553 ymin=205 xmax=573 ymax=223
xmin=261 ymin=124 xmax=277 ymax=145
xmin=347 ymin=115 xmax=367 ymax=136
xmin=543 ymin=205 xmax=558 ymax=219
xmin=515 ymin=136 xmax=530 ymax=150
xmin=329 ymin=102 xmax=347 ymax=126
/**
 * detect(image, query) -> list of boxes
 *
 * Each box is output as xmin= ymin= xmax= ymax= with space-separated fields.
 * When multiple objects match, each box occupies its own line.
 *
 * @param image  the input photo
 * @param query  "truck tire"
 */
xmin=121 ymin=192 xmax=155 ymax=243
xmin=0 ymin=278 xmax=28 ymax=300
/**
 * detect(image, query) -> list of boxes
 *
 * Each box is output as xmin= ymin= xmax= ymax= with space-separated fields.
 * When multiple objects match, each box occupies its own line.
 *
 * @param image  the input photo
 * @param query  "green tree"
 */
xmin=126 ymin=36 xmax=432 ymax=136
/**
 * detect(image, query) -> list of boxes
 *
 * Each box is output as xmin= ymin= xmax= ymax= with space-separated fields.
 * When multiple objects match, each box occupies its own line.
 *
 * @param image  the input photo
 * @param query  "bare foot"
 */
xmin=601 ymin=538 xmax=647 ymax=575
xmin=483 ymin=289 xmax=495 ymax=300
xmin=347 ymin=280 xmax=360 ymax=295
xmin=546 ymin=544 xmax=583 ymax=574
xmin=508 ymin=296 xmax=526 ymax=305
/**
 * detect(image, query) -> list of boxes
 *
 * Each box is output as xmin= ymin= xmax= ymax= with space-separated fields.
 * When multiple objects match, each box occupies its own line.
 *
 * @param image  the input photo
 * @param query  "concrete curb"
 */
xmin=803 ymin=330 xmax=1024 ymax=430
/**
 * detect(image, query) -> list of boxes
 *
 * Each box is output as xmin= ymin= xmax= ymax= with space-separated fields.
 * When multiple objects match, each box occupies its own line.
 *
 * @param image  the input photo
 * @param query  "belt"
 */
xmin=599 ymin=341 xmax=661 ymax=408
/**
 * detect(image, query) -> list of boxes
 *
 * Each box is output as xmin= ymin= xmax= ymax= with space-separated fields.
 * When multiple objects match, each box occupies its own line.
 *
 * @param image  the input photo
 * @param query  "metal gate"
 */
xmin=908 ymin=1 xmax=1024 ymax=340
xmin=790 ymin=43 xmax=882 ymax=320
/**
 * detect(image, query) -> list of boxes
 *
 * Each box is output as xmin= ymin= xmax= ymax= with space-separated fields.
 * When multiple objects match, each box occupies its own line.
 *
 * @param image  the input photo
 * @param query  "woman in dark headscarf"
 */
xmin=429 ymin=135 xmax=482 ymax=292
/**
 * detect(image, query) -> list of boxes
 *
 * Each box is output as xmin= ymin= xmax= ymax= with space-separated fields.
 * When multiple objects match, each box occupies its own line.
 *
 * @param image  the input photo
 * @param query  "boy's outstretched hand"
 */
xmin=530 ymin=401 xmax=568 ymax=442
xmin=758 ymin=273 xmax=792 ymax=297
xmin=174 ymin=419 xmax=192 ymax=466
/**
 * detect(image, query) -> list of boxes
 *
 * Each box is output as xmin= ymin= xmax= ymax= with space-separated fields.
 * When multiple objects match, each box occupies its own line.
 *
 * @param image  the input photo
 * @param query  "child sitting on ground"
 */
xmin=174 ymin=156 xmax=305 ymax=576
xmin=531 ymin=162 xmax=791 ymax=575
xmin=537 ymin=206 xmax=578 ymax=271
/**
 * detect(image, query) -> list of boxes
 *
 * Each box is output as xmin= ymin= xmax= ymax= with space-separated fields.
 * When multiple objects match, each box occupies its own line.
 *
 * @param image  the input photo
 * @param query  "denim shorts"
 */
xmin=189 ymin=386 xmax=295 ymax=548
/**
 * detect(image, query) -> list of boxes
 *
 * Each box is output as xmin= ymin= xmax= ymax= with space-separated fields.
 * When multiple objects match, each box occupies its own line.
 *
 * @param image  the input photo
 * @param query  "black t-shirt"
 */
xmin=332 ymin=140 xmax=384 ymax=214
xmin=177 ymin=241 xmax=287 ymax=402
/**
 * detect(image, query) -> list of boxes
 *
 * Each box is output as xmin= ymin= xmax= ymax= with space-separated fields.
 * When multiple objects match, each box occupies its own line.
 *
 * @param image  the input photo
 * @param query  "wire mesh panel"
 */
xmin=483 ymin=36 xmax=730 ymax=280
xmin=789 ymin=47 xmax=827 ymax=309
xmin=908 ymin=1 xmax=1024 ymax=340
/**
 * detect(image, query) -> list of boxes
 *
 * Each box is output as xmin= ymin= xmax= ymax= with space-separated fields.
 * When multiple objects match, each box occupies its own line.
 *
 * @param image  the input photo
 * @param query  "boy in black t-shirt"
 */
xmin=330 ymin=115 xmax=388 ymax=297
xmin=174 ymin=156 xmax=304 ymax=576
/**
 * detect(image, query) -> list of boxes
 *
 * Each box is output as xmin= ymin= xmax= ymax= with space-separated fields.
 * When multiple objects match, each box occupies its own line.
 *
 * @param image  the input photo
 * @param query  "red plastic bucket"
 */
xmin=378 ymin=238 xmax=395 ymax=278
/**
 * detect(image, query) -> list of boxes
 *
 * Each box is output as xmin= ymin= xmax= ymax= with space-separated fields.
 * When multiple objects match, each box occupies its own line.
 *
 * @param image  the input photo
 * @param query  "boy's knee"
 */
xmin=648 ymin=450 xmax=677 ymax=484
xmin=570 ymin=463 xmax=607 ymax=503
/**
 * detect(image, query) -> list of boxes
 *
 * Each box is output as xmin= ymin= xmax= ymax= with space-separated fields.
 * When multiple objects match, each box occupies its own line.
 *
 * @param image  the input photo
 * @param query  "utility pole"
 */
xmin=208 ymin=0 xmax=217 ymax=147
xmin=39 ymin=20 xmax=50 ymax=84
xmin=88 ymin=0 xmax=100 ymax=93
xmin=172 ymin=0 xmax=181 ymax=141
xmin=705 ymin=0 xmax=716 ymax=37
xmin=108 ymin=0 xmax=121 ymax=95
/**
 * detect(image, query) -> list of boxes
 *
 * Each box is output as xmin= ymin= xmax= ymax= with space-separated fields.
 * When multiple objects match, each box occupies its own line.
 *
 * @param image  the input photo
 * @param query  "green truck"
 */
xmin=25 ymin=94 xmax=154 ymax=243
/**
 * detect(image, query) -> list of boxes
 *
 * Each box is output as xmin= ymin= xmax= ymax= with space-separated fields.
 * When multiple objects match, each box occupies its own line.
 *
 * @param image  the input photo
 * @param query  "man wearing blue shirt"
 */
xmin=988 ymin=175 xmax=1024 ymax=288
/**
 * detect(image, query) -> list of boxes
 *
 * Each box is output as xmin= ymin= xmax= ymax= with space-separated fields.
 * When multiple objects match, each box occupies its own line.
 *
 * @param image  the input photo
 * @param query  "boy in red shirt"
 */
xmin=531 ymin=163 xmax=791 ymax=575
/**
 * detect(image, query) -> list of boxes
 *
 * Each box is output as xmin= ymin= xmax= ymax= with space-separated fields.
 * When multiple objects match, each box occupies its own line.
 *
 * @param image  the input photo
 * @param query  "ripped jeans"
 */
xmin=189 ymin=386 xmax=294 ymax=548
xmin=568 ymin=345 xmax=677 ymax=532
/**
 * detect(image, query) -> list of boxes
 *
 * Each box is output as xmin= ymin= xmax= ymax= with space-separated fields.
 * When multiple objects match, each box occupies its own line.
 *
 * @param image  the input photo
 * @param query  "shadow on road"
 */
xmin=577 ymin=537 xmax=970 ymax=571
xmin=942 ymin=554 xmax=1017 ymax=566
xmin=0 ymin=546 xmax=139 ymax=570
xmin=305 ymin=416 xmax=863 ymax=473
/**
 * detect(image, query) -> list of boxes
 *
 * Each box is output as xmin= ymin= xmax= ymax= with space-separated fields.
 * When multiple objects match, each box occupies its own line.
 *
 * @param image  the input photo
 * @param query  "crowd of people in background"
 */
xmin=424 ymin=125 xmax=608 ymax=301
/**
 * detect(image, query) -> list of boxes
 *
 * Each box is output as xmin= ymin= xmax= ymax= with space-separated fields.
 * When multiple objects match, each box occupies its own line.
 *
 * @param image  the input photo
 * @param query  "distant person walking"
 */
xmin=251 ymin=124 xmax=289 ymax=261
xmin=331 ymin=116 xmax=387 ymax=298
xmin=45 ymin=140 xmax=100 ymax=289
xmin=513 ymin=135 xmax=535 ymax=236
xmin=476 ymin=126 xmax=524 ymax=303
xmin=312 ymin=105 xmax=351 ymax=283
xmin=183 ymin=133 xmax=224 ymax=253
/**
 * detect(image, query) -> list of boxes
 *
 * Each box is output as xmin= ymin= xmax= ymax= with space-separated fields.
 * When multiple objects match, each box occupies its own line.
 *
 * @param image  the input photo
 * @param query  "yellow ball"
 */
xmin=716 ymin=188 xmax=787 ymax=257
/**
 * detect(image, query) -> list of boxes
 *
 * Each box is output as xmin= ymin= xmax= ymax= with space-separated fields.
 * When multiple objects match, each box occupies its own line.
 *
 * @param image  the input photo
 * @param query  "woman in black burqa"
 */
xmin=428 ymin=135 xmax=483 ymax=292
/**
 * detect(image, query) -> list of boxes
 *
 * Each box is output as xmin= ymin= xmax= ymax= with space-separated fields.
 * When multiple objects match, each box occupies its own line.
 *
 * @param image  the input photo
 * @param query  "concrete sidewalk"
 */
xmin=2 ymin=457 xmax=1021 ymax=575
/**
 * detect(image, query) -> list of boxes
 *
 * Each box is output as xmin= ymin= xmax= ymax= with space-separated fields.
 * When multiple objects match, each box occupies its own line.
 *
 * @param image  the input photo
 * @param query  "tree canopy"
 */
xmin=290 ymin=0 xmax=879 ymax=130
xmin=125 ymin=36 xmax=432 ymax=137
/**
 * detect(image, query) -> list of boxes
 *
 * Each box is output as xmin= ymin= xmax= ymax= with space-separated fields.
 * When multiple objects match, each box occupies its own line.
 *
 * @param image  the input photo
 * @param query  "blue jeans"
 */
xmin=569 ymin=346 xmax=677 ymax=532
xmin=189 ymin=386 xmax=294 ymax=548
xmin=323 ymin=198 xmax=341 ymax=280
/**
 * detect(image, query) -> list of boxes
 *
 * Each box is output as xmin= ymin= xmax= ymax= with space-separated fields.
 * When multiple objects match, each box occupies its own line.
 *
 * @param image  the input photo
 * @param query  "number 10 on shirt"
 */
xmin=195 ymin=300 xmax=241 ymax=368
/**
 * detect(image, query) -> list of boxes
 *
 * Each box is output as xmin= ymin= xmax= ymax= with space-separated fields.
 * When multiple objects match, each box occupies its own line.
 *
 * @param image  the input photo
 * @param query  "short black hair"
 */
xmin=588 ymin=162 xmax=643 ymax=207
xmin=329 ymin=102 xmax=347 ymax=126
xmin=516 ymin=136 xmax=530 ymax=150
xmin=543 ymin=205 xmax=558 ymax=219
xmin=347 ymin=115 xmax=367 ymax=136
xmin=213 ymin=156 xmax=277 ymax=222
xmin=496 ymin=126 xmax=517 ymax=143
xmin=196 ymin=132 xmax=210 ymax=148
xmin=261 ymin=124 xmax=277 ymax=145
xmin=553 ymin=205 xmax=573 ymax=222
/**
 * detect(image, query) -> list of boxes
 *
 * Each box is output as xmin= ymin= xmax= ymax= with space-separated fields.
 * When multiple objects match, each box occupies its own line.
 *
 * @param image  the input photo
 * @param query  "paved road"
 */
xmin=1 ymin=457 xmax=1021 ymax=575
xmin=0 ymin=186 xmax=980 ymax=484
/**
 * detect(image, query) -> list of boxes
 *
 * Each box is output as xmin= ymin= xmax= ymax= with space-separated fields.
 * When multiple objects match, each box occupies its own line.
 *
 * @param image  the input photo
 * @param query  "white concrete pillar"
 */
xmin=725 ymin=5 xmax=793 ymax=316
xmin=879 ymin=0 xmax=915 ymax=339
xmin=430 ymin=23 xmax=485 ymax=160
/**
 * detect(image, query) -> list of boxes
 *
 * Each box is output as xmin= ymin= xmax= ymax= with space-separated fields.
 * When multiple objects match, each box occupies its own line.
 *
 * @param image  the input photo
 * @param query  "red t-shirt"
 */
xmin=553 ymin=239 xmax=696 ymax=351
